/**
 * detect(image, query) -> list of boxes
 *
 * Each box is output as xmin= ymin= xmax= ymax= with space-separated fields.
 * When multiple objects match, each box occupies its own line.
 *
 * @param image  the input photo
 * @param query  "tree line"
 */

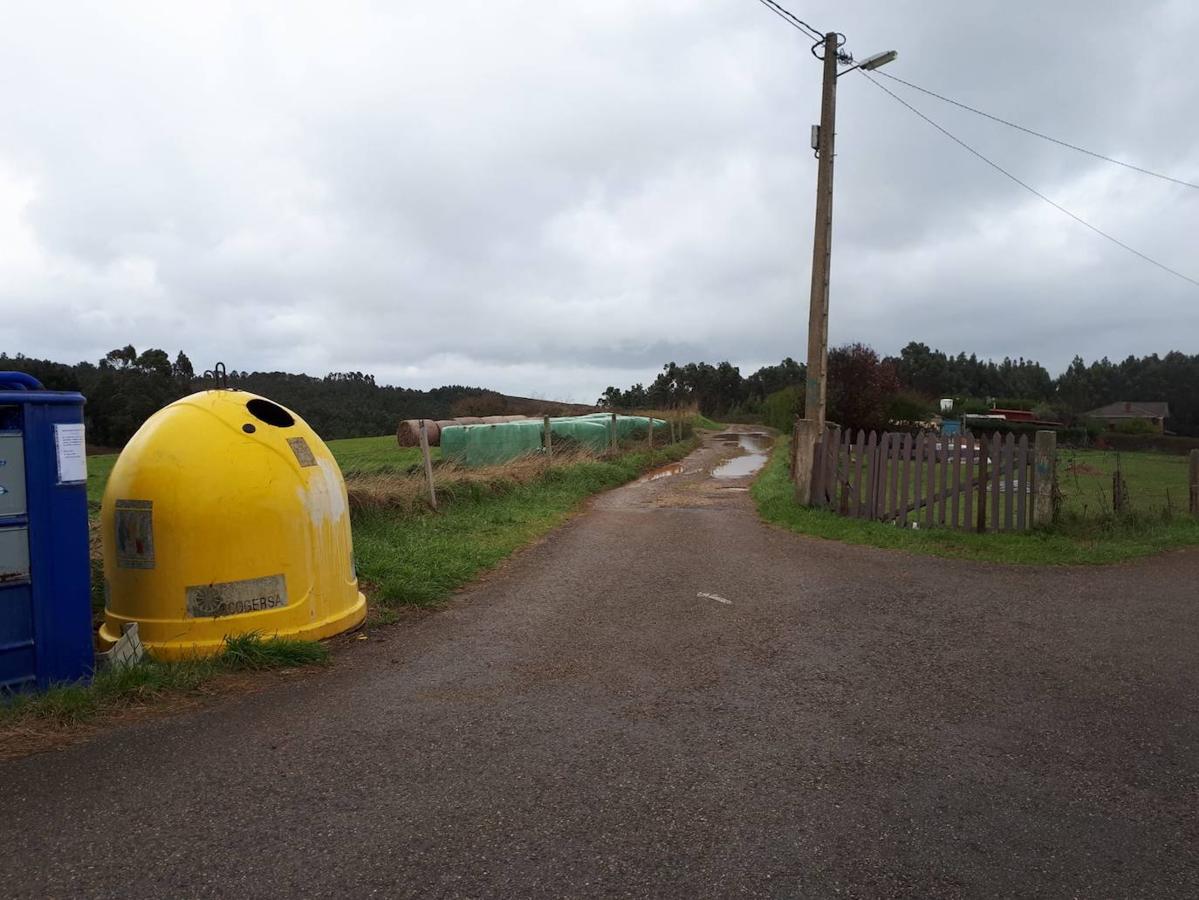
xmin=1 ymin=347 xmax=495 ymax=447
xmin=597 ymin=342 xmax=1199 ymax=437
xmin=6 ymin=341 xmax=1195 ymax=446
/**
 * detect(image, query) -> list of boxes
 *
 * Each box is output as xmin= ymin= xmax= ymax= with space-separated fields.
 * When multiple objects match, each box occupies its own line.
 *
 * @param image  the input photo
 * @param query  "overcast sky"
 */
xmin=2 ymin=1 xmax=1196 ymax=403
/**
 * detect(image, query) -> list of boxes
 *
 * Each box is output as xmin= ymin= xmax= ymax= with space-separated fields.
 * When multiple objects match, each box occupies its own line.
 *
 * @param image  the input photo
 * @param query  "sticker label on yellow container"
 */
xmin=287 ymin=437 xmax=317 ymax=467
xmin=186 ymin=574 xmax=288 ymax=618
xmin=115 ymin=499 xmax=155 ymax=569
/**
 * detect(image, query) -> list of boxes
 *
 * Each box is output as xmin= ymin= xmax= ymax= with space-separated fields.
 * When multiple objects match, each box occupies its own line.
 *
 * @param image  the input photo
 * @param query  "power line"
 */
xmin=752 ymin=0 xmax=825 ymax=41
xmin=860 ymin=71 xmax=1199 ymax=291
xmin=877 ymin=71 xmax=1199 ymax=191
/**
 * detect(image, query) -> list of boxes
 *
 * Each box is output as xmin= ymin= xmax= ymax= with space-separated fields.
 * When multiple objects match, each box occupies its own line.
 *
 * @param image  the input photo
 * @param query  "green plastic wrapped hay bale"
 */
xmin=548 ymin=418 xmax=610 ymax=451
xmin=439 ymin=421 xmax=545 ymax=467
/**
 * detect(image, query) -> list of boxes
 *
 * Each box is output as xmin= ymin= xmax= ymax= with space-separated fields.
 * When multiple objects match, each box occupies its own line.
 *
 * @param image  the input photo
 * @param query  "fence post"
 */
xmin=610 ymin=412 xmax=617 ymax=455
xmin=647 ymin=415 xmax=653 ymax=457
xmin=793 ymin=418 xmax=819 ymax=506
xmin=1189 ymin=449 xmax=1199 ymax=518
xmin=543 ymin=415 xmax=552 ymax=460
xmin=976 ymin=440 xmax=987 ymax=534
xmin=418 ymin=419 xmax=437 ymax=511
xmin=1033 ymin=430 xmax=1057 ymax=527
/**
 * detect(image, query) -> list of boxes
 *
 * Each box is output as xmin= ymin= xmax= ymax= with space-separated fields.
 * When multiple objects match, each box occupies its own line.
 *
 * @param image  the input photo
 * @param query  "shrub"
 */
xmin=1113 ymin=417 xmax=1157 ymax=435
xmin=1093 ymin=433 xmax=1199 ymax=455
xmin=762 ymin=386 xmax=803 ymax=432
xmin=886 ymin=391 xmax=936 ymax=428
xmin=952 ymin=397 xmax=992 ymax=415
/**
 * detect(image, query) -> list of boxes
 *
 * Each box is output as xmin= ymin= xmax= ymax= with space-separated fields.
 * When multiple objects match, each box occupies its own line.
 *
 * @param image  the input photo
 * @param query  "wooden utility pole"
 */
xmin=804 ymin=32 xmax=840 ymax=431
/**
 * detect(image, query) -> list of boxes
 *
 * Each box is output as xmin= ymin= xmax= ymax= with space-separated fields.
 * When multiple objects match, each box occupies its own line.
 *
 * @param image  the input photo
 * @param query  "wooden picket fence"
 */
xmin=810 ymin=429 xmax=1037 ymax=531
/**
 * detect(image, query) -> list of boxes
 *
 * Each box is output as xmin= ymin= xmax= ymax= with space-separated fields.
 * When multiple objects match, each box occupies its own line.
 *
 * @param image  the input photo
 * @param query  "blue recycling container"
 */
xmin=0 ymin=372 xmax=94 ymax=691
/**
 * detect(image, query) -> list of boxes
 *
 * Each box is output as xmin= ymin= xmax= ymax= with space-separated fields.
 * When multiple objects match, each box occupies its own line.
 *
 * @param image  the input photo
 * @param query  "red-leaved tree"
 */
xmin=826 ymin=342 xmax=900 ymax=433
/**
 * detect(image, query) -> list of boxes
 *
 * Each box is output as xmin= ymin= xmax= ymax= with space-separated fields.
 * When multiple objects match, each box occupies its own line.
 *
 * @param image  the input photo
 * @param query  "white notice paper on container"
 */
xmin=55 ymin=423 xmax=88 ymax=484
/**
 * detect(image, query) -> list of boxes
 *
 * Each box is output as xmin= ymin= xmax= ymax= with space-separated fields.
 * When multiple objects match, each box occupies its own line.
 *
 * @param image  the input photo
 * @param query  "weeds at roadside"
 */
xmin=0 ymin=633 xmax=328 ymax=734
xmin=221 ymin=632 xmax=331 ymax=670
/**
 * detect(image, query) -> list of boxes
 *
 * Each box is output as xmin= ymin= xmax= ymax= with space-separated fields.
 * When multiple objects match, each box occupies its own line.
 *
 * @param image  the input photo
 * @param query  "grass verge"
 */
xmin=753 ymin=438 xmax=1199 ymax=566
xmin=0 ymin=633 xmax=329 ymax=734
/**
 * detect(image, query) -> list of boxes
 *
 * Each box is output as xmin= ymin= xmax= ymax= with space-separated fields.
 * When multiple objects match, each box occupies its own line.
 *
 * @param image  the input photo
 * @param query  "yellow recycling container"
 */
xmin=99 ymin=390 xmax=366 ymax=659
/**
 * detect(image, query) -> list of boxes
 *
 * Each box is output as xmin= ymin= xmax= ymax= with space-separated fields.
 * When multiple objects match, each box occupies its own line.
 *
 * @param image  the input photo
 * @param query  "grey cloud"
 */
xmin=2 ymin=0 xmax=1197 ymax=407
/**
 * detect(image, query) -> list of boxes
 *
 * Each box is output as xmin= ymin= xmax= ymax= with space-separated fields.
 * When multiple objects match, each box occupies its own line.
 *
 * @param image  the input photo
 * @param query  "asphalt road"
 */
xmin=2 ymin=431 xmax=1197 ymax=898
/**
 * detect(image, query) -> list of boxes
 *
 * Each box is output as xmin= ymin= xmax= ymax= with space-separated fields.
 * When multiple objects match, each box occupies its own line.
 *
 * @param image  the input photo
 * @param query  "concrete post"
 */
xmin=793 ymin=418 xmax=820 ymax=506
xmin=804 ymin=33 xmax=840 ymax=432
xmin=1189 ymin=449 xmax=1199 ymax=518
xmin=1033 ymin=430 xmax=1057 ymax=527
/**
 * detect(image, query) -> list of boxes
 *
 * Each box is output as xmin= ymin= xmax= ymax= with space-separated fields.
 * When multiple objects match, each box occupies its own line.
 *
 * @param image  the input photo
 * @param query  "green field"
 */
xmin=755 ymin=439 xmax=1199 ymax=566
xmin=1059 ymin=447 xmax=1191 ymax=517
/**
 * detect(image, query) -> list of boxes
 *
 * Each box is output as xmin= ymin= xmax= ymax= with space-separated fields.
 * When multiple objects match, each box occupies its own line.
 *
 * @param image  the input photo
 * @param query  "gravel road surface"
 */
xmin=2 ymin=430 xmax=1196 ymax=898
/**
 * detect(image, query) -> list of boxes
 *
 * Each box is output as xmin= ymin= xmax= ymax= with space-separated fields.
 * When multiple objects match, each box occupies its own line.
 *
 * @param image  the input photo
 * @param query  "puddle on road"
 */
xmin=712 ymin=432 xmax=773 ymax=480
xmin=633 ymin=432 xmax=774 ymax=485
xmin=636 ymin=462 xmax=688 ymax=484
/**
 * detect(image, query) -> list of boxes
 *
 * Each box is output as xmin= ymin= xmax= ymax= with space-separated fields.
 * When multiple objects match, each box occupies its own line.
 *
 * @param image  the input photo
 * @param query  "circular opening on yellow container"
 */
xmin=246 ymin=398 xmax=295 ymax=428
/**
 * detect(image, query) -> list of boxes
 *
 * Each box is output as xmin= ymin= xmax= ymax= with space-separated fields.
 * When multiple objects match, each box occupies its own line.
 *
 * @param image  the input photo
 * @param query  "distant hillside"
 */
xmin=1 ymin=348 xmax=591 ymax=447
xmin=480 ymin=393 xmax=596 ymax=417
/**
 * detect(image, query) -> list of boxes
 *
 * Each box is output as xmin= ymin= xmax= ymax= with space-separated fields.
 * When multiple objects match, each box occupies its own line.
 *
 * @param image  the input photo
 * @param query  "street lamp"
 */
xmin=850 ymin=50 xmax=898 ymax=74
xmin=796 ymin=34 xmax=897 ymax=503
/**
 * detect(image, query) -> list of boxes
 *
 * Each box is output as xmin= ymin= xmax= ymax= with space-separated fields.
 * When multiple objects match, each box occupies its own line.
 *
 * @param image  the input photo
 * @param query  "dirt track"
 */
xmin=2 ymin=429 xmax=1197 ymax=898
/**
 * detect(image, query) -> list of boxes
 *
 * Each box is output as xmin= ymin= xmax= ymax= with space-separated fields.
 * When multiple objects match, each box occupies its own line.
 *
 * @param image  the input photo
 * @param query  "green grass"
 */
xmin=354 ymin=440 xmax=697 ymax=612
xmin=1059 ymin=447 xmax=1191 ymax=516
xmin=325 ymin=435 xmax=434 ymax=476
xmin=219 ymin=632 xmax=331 ymax=670
xmin=86 ymin=453 xmax=117 ymax=505
xmin=0 ymin=633 xmax=329 ymax=729
xmin=754 ymin=438 xmax=1199 ymax=566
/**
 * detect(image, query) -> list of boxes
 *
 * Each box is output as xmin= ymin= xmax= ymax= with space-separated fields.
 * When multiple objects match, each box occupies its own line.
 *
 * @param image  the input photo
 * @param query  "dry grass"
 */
xmin=345 ymin=448 xmax=603 ymax=513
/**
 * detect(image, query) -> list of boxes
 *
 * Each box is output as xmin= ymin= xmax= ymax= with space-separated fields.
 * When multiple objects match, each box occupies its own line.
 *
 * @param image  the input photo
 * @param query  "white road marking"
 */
xmin=697 ymin=592 xmax=732 ymax=605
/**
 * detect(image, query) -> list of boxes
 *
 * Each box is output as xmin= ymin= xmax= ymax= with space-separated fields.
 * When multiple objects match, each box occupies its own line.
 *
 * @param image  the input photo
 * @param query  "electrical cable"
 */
xmin=860 ymin=72 xmax=1199 ymax=290
xmin=752 ymin=0 xmax=825 ymax=41
xmin=876 ymin=71 xmax=1199 ymax=191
